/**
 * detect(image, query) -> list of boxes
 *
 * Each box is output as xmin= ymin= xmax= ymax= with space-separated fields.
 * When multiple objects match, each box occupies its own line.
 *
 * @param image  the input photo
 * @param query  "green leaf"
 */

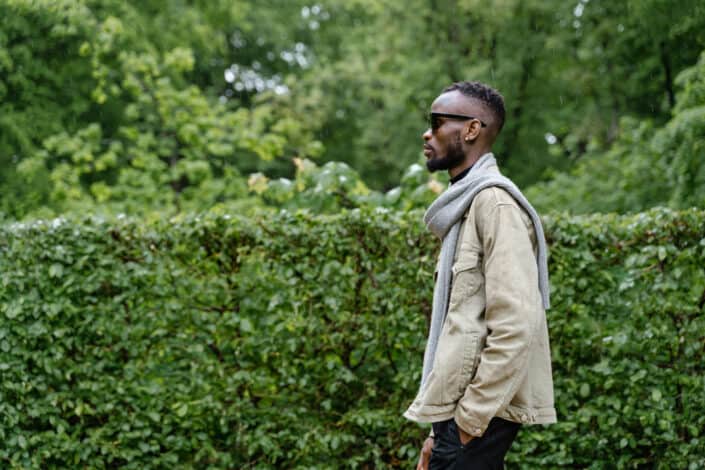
xmin=652 ymin=389 xmax=662 ymax=402
xmin=176 ymin=404 xmax=188 ymax=417
xmin=49 ymin=263 xmax=63 ymax=278
xmin=579 ymin=383 xmax=590 ymax=398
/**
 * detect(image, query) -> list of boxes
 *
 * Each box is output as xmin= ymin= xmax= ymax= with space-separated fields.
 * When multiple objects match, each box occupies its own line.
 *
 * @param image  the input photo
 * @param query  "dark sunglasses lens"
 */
xmin=429 ymin=114 xmax=440 ymax=130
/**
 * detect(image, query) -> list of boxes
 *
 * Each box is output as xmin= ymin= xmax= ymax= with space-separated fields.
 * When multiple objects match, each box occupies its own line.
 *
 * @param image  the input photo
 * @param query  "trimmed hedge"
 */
xmin=1 ymin=208 xmax=704 ymax=468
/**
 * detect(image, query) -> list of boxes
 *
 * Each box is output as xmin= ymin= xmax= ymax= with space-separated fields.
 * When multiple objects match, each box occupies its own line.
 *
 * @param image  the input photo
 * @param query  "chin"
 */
xmin=426 ymin=158 xmax=447 ymax=173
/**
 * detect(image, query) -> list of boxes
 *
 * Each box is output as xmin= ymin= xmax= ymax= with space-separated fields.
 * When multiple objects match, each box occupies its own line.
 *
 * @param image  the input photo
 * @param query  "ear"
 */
xmin=463 ymin=119 xmax=482 ymax=142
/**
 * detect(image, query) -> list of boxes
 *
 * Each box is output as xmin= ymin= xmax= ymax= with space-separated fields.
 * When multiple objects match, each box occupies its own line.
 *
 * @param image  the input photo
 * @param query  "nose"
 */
xmin=423 ymin=128 xmax=432 ymax=141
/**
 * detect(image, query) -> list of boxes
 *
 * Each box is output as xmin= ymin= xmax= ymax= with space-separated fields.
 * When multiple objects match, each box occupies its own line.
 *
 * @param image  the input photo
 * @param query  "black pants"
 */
xmin=429 ymin=417 xmax=520 ymax=470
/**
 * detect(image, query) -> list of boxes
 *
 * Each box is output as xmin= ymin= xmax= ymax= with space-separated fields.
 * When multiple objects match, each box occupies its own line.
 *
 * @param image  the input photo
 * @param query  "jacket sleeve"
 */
xmin=453 ymin=193 xmax=543 ymax=437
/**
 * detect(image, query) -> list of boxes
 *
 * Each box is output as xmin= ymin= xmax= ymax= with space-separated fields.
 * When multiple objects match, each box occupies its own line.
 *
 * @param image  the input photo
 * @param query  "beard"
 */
xmin=426 ymin=133 xmax=465 ymax=172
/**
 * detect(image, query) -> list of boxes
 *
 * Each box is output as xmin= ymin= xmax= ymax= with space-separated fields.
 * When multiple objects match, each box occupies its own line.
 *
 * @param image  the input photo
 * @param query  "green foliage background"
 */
xmin=2 ymin=1 xmax=705 ymax=468
xmin=2 ymin=0 xmax=705 ymax=219
xmin=1 ymin=209 xmax=704 ymax=468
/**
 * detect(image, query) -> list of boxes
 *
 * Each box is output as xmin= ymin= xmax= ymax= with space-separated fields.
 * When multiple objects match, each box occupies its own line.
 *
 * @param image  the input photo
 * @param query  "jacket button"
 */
xmin=473 ymin=428 xmax=481 ymax=435
xmin=520 ymin=414 xmax=529 ymax=423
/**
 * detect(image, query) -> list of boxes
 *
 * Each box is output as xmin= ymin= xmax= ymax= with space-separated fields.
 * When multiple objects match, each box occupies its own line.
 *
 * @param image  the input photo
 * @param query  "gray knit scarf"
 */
xmin=420 ymin=153 xmax=550 ymax=388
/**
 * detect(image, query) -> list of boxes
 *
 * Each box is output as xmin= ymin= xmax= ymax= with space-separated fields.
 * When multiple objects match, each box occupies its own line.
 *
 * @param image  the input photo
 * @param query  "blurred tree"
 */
xmin=0 ymin=0 xmax=320 ymax=219
xmin=248 ymin=155 xmax=443 ymax=214
xmin=286 ymin=0 xmax=705 ymax=189
xmin=655 ymin=48 xmax=705 ymax=208
xmin=526 ymin=49 xmax=705 ymax=214
xmin=1 ymin=0 xmax=704 ymax=219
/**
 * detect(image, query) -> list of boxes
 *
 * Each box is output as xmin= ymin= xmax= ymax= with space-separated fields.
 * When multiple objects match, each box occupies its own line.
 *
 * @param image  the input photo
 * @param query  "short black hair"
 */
xmin=443 ymin=81 xmax=505 ymax=132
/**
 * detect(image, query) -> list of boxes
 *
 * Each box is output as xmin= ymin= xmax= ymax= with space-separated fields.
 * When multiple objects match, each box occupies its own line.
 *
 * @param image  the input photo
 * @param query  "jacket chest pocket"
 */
xmin=449 ymin=252 xmax=484 ymax=306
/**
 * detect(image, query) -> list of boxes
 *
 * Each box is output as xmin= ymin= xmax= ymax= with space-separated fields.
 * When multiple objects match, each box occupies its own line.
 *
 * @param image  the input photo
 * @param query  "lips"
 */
xmin=423 ymin=145 xmax=434 ymax=157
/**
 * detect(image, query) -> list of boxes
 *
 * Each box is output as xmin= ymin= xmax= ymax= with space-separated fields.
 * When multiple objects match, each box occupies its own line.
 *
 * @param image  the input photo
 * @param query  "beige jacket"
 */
xmin=404 ymin=169 xmax=556 ymax=437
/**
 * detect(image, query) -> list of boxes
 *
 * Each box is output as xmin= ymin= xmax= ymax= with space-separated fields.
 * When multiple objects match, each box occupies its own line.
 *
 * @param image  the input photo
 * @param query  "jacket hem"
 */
xmin=497 ymin=404 xmax=557 ymax=425
xmin=405 ymin=404 xmax=557 ymax=426
xmin=403 ymin=404 xmax=456 ymax=424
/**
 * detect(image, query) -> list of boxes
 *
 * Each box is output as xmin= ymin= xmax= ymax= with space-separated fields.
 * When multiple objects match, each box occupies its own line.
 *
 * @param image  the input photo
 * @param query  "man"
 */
xmin=404 ymin=81 xmax=556 ymax=469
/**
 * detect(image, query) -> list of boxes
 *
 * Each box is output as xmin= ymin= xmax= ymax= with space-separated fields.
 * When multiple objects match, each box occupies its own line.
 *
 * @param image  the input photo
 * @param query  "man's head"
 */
xmin=423 ymin=81 xmax=505 ymax=175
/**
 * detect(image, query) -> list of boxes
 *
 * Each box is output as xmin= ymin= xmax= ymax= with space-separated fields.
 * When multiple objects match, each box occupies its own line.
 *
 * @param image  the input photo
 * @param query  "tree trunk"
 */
xmin=660 ymin=40 xmax=676 ymax=109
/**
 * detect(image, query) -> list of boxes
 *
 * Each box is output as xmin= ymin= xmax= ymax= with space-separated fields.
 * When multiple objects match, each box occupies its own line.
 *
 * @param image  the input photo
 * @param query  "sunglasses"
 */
xmin=428 ymin=112 xmax=488 ymax=131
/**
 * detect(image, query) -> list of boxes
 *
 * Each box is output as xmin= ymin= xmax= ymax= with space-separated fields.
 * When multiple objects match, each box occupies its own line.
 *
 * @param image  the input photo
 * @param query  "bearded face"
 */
xmin=426 ymin=131 xmax=465 ymax=173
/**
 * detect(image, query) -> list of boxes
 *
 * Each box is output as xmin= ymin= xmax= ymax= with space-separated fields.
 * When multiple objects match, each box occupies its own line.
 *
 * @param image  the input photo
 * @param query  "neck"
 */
xmin=448 ymin=148 xmax=492 ymax=179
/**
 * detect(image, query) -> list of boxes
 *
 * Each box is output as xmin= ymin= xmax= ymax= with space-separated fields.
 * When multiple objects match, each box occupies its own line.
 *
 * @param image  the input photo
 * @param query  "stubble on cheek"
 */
xmin=426 ymin=132 xmax=464 ymax=172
